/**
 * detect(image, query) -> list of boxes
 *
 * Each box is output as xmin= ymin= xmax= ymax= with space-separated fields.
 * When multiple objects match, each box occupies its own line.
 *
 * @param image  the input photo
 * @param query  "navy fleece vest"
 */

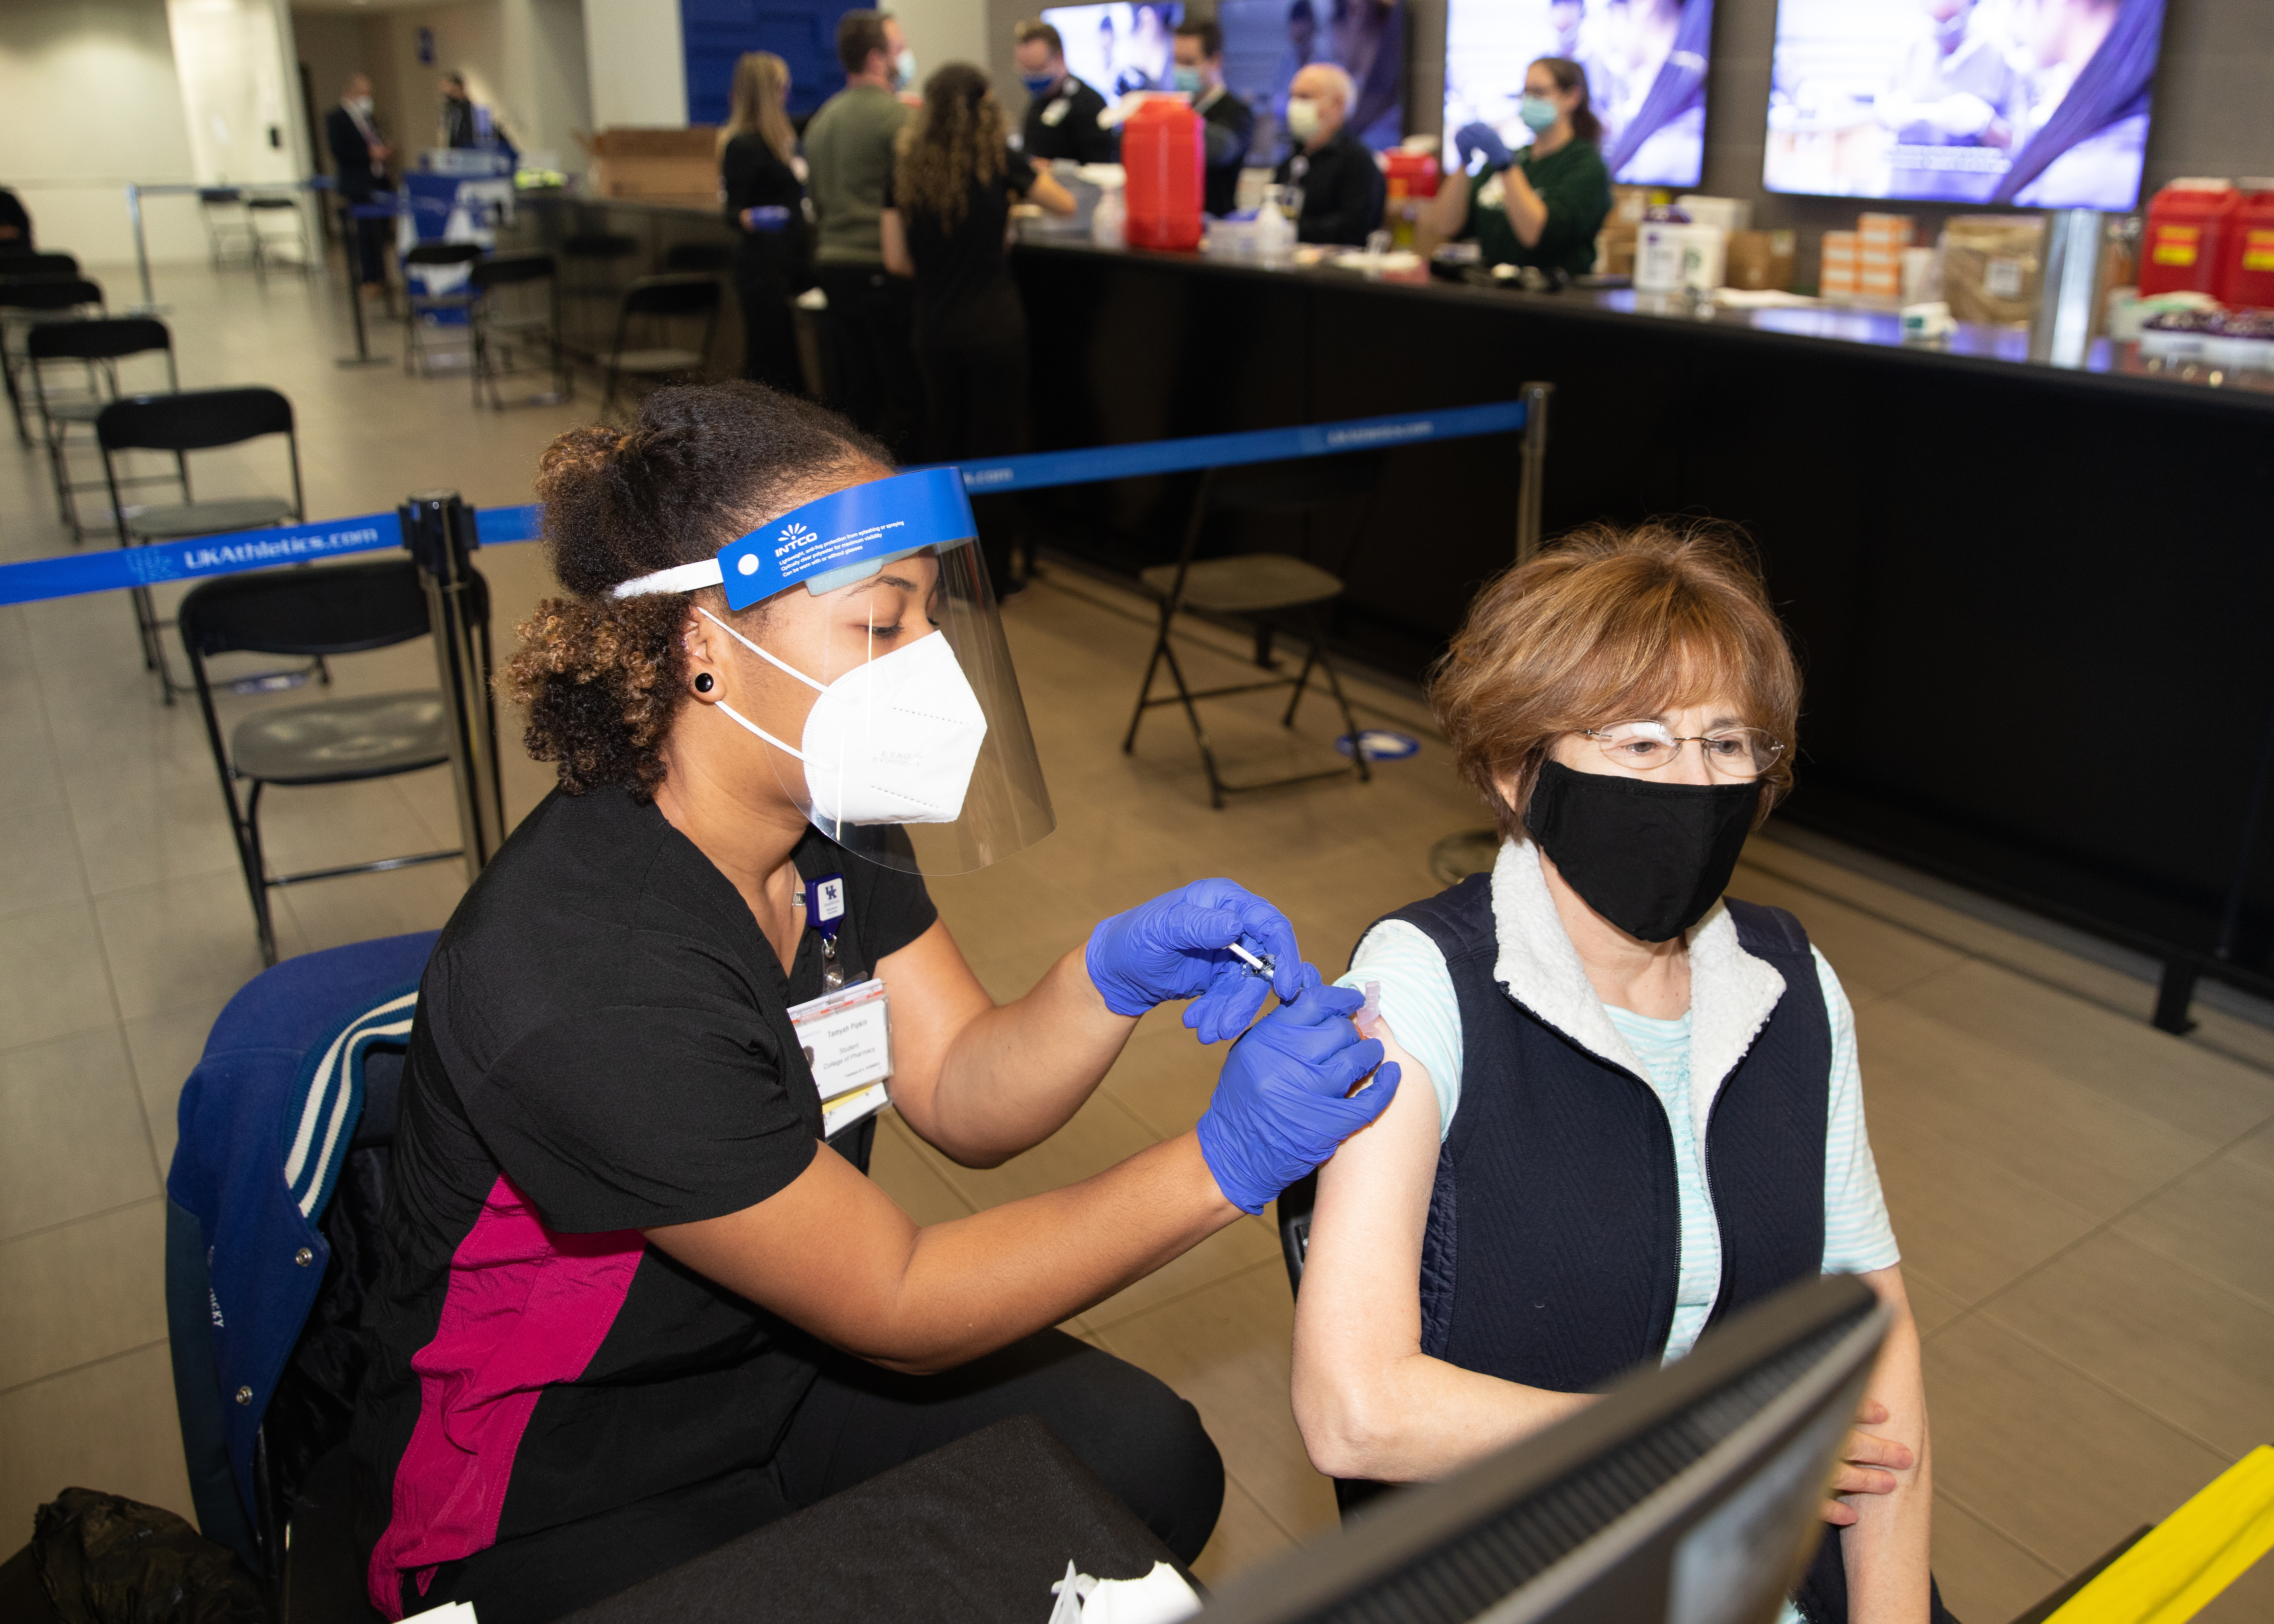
xmin=1385 ymin=875 xmax=1831 ymax=1393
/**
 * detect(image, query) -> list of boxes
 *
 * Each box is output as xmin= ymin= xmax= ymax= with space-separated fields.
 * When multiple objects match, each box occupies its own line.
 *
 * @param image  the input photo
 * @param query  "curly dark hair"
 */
xmin=500 ymin=382 xmax=890 ymax=799
xmin=894 ymin=63 xmax=1009 ymax=232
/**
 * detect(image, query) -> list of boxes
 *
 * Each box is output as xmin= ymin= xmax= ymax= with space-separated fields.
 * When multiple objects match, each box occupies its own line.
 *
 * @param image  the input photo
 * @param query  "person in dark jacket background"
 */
xmin=1013 ymin=20 xmax=1117 ymax=165
xmin=323 ymin=73 xmax=393 ymax=292
xmin=1272 ymin=63 xmax=1382 ymax=245
xmin=1173 ymin=19 xmax=1254 ymax=217
xmin=719 ymin=51 xmax=811 ymax=395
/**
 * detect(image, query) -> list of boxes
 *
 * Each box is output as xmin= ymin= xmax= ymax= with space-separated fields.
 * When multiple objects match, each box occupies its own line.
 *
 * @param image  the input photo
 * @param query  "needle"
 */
xmin=1228 ymin=942 xmax=1275 ymax=978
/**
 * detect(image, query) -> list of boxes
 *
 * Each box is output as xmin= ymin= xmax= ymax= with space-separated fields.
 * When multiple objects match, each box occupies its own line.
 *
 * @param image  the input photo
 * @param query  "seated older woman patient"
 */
xmin=1292 ymin=524 xmax=1955 ymax=1624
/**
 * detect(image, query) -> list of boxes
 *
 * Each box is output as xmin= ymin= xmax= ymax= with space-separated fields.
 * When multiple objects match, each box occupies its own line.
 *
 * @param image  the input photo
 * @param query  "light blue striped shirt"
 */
xmin=1339 ymin=921 xmax=1901 ymax=1364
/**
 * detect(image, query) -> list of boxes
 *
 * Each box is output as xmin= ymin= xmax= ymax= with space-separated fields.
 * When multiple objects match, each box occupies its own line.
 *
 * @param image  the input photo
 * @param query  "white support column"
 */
xmin=582 ymin=0 xmax=688 ymax=129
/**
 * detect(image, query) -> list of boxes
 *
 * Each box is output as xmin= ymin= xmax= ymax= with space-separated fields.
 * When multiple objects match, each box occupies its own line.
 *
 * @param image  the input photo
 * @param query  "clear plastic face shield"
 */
xmin=613 ymin=468 xmax=1055 ymax=876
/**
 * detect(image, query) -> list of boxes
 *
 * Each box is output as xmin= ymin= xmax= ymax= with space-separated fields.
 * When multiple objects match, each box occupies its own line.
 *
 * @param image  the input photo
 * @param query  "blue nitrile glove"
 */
xmin=1454 ymin=121 xmax=1512 ymax=172
xmin=1087 ymin=879 xmax=1304 ymax=1044
xmin=1197 ymin=969 xmax=1401 ymax=1214
xmin=741 ymin=205 xmax=793 ymax=232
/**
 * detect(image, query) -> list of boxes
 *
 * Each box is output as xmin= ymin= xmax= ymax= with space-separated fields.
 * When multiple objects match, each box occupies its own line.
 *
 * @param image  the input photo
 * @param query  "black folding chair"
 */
xmin=557 ymin=230 xmax=640 ymax=358
xmin=469 ymin=250 xmax=568 ymax=408
xmin=178 ymin=558 xmax=490 ymax=965
xmin=402 ymin=241 xmax=483 ymax=376
xmin=247 ymin=195 xmax=309 ymax=279
xmin=97 ymin=387 xmax=307 ymax=700
xmin=199 ymin=188 xmax=258 ymax=267
xmin=599 ymin=273 xmax=719 ymax=416
xmin=1122 ymin=451 xmax=1387 ymax=808
xmin=1 ymin=272 xmax=104 ymax=446
xmin=26 ymin=316 xmax=177 ymax=542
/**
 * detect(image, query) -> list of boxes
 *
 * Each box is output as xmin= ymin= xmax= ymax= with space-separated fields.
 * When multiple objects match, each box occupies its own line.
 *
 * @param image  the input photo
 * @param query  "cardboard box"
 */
xmin=1942 ymin=214 xmax=2044 ymax=324
xmin=1724 ymin=229 xmax=1796 ymax=291
xmin=574 ymin=126 xmax=720 ymax=200
xmin=1859 ymin=212 xmax=1916 ymax=250
xmin=1819 ymin=229 xmax=1859 ymax=296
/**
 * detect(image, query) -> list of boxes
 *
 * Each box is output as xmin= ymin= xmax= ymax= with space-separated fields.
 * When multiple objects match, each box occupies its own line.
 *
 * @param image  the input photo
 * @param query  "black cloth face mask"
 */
xmin=1523 ymin=759 xmax=1762 ymax=942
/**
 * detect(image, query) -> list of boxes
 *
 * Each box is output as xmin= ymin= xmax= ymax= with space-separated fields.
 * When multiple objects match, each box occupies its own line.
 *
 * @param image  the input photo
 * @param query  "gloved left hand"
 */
xmin=1085 ymin=879 xmax=1302 ymax=1043
xmin=1454 ymin=120 xmax=1512 ymax=172
xmin=741 ymin=205 xmax=792 ymax=232
xmin=1196 ymin=969 xmax=1401 ymax=1214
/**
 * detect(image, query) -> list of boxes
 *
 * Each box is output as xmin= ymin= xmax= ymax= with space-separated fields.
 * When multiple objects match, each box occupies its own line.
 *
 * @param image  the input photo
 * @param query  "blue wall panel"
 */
xmin=681 ymin=0 xmax=862 ymax=122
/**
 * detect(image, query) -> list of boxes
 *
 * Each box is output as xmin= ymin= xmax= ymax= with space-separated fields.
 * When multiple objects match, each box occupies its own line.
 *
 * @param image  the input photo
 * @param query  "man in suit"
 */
xmin=324 ymin=74 xmax=393 ymax=291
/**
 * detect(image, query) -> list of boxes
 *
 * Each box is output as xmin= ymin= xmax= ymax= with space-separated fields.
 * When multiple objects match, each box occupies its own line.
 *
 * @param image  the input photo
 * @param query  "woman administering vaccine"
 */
xmin=1421 ymin=57 xmax=1613 ymax=278
xmin=349 ymin=383 xmax=1396 ymax=1624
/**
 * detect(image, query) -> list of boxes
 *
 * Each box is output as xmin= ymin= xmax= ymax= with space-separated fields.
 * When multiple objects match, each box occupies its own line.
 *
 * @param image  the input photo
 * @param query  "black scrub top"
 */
xmin=1273 ymin=127 xmax=1385 ymax=246
xmin=721 ymin=132 xmax=811 ymax=285
xmin=1021 ymin=75 xmax=1116 ymax=165
xmin=350 ymin=784 xmax=936 ymax=1591
xmin=884 ymin=144 xmax=1038 ymax=350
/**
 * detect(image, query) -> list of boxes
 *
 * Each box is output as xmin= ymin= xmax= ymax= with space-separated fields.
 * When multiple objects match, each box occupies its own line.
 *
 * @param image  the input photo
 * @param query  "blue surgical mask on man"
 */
xmin=1173 ymin=66 xmax=1203 ymax=95
xmin=1021 ymin=71 xmax=1060 ymax=96
xmin=1519 ymin=94 xmax=1559 ymax=134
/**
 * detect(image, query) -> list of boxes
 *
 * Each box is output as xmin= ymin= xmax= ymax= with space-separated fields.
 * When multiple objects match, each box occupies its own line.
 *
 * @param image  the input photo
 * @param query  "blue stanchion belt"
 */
xmin=0 ymin=401 xmax=1526 ymax=608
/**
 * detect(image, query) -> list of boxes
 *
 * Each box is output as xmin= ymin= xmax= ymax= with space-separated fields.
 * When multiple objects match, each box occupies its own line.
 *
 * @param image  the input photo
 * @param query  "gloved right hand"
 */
xmin=1196 ymin=969 xmax=1401 ymax=1215
xmin=1453 ymin=121 xmax=1513 ymax=172
xmin=741 ymin=205 xmax=793 ymax=232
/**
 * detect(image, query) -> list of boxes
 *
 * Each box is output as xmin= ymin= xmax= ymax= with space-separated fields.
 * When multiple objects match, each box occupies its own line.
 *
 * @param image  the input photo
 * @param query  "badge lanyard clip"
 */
xmin=805 ymin=873 xmax=848 ymax=991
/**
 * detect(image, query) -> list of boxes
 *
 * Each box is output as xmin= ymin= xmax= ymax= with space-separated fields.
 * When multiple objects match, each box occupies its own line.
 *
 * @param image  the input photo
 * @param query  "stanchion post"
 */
xmin=401 ymin=491 xmax=506 ymax=880
xmin=127 ymin=184 xmax=155 ymax=310
xmin=335 ymin=197 xmax=389 ymax=368
xmin=1515 ymin=379 xmax=1552 ymax=564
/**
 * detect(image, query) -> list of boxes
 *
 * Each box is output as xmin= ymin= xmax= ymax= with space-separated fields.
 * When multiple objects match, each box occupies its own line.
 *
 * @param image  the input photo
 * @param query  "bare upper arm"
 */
xmin=871 ymin=917 xmax=994 ymax=1131
xmin=879 ymin=206 xmax=913 ymax=276
xmin=1292 ymin=1020 xmax=1443 ymax=1385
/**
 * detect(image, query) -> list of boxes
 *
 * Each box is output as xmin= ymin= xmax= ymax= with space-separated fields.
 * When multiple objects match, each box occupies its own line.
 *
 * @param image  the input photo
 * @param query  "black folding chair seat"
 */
xmin=600 ymin=273 xmax=719 ymax=415
xmin=126 ymin=495 xmax=299 ymax=540
xmin=228 ymin=691 xmax=452 ymax=783
xmin=1123 ymin=451 xmax=1387 ymax=808
xmin=1137 ymin=553 xmax=1345 ymax=614
xmin=403 ymin=242 xmax=483 ymax=377
xmin=2 ymin=273 xmax=104 ymax=447
xmin=180 ymin=557 xmax=489 ymax=964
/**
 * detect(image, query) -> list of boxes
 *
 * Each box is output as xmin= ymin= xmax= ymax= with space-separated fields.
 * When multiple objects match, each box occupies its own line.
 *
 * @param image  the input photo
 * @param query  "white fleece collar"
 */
xmin=1489 ymin=838 xmax=1789 ymax=1143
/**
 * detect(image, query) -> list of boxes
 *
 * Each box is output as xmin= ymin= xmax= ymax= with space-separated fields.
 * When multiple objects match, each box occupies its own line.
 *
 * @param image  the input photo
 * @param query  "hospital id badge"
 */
xmin=789 ymin=977 xmax=893 ymax=1137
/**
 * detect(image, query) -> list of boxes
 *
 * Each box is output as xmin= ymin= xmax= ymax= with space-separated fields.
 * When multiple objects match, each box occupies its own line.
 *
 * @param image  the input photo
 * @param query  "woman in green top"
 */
xmin=1419 ymin=57 xmax=1612 ymax=278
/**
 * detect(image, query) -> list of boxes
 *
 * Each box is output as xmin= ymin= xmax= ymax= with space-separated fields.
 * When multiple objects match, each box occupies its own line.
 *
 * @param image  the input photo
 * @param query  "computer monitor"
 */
xmin=1198 ymin=1273 xmax=1890 ymax=1624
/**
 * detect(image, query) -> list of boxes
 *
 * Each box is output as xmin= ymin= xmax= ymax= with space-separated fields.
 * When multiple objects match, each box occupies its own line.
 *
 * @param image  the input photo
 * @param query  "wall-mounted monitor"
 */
xmin=1218 ymin=0 xmax=1409 ymax=160
xmin=1443 ymin=0 xmax=1714 ymax=188
xmin=1763 ymin=0 xmax=2168 ymax=209
xmin=1041 ymin=4 xmax=1186 ymax=102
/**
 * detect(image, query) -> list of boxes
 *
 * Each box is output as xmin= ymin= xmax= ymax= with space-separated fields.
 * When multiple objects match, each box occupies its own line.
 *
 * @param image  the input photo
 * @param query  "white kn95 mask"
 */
xmin=698 ymin=607 xmax=989 ymax=825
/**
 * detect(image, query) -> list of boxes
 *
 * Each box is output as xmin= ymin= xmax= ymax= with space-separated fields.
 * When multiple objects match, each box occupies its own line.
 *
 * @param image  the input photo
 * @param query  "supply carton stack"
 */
xmin=573 ymin=127 xmax=720 ymax=200
xmin=1857 ymin=213 xmax=1914 ymax=302
xmin=1819 ymin=231 xmax=1859 ymax=298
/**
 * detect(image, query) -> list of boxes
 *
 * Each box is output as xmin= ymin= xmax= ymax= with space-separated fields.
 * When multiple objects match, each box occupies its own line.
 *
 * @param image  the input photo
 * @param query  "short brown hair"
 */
xmin=1431 ymin=521 xmax=1800 ymax=837
xmin=1014 ymin=19 xmax=1064 ymax=56
xmin=1174 ymin=19 xmax=1223 ymax=57
xmin=837 ymin=10 xmax=893 ymax=74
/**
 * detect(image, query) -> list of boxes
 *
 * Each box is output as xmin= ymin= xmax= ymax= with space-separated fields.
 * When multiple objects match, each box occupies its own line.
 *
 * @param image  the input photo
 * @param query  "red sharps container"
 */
xmin=2216 ymin=179 xmax=2274 ymax=310
xmin=2138 ymin=179 xmax=2236 ymax=298
xmin=1122 ymin=97 xmax=1203 ymax=251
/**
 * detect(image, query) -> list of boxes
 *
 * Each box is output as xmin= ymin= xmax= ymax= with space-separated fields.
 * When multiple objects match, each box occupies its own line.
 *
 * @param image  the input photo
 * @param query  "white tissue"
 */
xmin=1049 ymin=1560 xmax=1201 ymax=1624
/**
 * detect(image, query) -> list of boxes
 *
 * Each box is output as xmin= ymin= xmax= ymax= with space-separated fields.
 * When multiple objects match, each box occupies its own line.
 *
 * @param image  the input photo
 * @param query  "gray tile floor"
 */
xmin=3 ymin=261 xmax=2269 ymax=1620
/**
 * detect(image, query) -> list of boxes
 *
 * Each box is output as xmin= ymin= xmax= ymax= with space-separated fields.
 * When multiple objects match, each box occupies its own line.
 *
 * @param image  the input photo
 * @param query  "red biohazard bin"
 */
xmin=1383 ymin=148 xmax=1440 ymax=199
xmin=1122 ymin=97 xmax=1203 ymax=251
xmin=2215 ymin=180 xmax=2274 ymax=310
xmin=2138 ymin=179 xmax=2236 ymax=298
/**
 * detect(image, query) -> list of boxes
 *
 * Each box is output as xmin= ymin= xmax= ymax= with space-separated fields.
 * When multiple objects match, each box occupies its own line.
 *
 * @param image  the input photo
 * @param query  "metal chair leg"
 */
xmin=1314 ymin=632 xmax=1372 ymax=785
xmin=1123 ymin=601 xmax=1176 ymax=754
xmin=1155 ymin=636 xmax=1230 ymax=810
xmin=242 ymin=780 xmax=279 ymax=966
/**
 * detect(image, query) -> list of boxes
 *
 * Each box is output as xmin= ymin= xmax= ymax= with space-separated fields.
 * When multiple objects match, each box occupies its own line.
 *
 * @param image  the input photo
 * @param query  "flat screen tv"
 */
xmin=1763 ymin=0 xmax=2167 ymax=209
xmin=1040 ymin=3 xmax=1186 ymax=103
xmin=1443 ymin=0 xmax=1713 ymax=188
xmin=1218 ymin=0 xmax=1409 ymax=160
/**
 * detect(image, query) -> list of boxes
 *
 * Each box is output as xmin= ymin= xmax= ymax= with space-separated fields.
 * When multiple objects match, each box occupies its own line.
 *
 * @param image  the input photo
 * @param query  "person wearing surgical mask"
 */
xmin=1291 ymin=523 xmax=1951 ymax=1624
xmin=350 ymin=382 xmax=1399 ymax=1624
xmin=323 ymin=73 xmax=394 ymax=294
xmin=1270 ymin=62 xmax=1383 ymax=246
xmin=1420 ymin=57 xmax=1611 ymax=278
xmin=1173 ymin=18 xmax=1255 ymax=217
xmin=1012 ymin=18 xmax=1116 ymax=165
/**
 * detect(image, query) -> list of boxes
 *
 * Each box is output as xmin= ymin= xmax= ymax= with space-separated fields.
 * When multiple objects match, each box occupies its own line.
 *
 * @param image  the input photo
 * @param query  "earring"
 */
xmin=693 ymin=672 xmax=715 ymax=694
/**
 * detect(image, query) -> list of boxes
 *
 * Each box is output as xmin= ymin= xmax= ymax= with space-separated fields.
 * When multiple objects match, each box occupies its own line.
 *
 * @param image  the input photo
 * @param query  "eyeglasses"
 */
xmin=1579 ymin=720 xmax=1785 ymax=780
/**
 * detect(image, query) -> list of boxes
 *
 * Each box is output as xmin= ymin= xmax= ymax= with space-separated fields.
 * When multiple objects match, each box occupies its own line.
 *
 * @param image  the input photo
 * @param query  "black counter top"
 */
xmin=1011 ymin=233 xmax=2274 ymax=416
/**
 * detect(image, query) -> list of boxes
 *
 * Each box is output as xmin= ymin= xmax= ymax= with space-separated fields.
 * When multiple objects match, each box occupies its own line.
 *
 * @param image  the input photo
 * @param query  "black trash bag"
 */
xmin=32 ymin=1489 xmax=265 ymax=1624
